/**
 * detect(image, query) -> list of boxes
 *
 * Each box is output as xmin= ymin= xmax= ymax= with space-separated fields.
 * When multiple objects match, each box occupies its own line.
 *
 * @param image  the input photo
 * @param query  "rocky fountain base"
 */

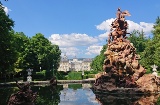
xmin=93 ymin=74 xmax=160 ymax=94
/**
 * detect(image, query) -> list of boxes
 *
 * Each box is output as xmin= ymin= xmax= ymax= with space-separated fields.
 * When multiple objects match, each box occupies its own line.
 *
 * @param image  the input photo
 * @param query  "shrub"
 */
xmin=33 ymin=70 xmax=46 ymax=81
xmin=56 ymin=71 xmax=68 ymax=80
xmin=89 ymin=70 xmax=98 ymax=74
xmin=67 ymin=71 xmax=82 ymax=80
xmin=88 ymin=74 xmax=95 ymax=78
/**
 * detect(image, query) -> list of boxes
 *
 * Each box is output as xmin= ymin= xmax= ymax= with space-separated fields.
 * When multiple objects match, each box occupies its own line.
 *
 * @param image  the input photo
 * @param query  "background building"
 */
xmin=58 ymin=55 xmax=92 ymax=72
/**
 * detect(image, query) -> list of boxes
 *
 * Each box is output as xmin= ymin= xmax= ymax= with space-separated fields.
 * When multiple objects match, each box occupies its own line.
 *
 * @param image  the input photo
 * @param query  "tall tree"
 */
xmin=11 ymin=31 xmax=29 ymax=72
xmin=0 ymin=3 xmax=17 ymax=75
xmin=140 ymin=17 xmax=160 ymax=71
xmin=22 ymin=33 xmax=61 ymax=74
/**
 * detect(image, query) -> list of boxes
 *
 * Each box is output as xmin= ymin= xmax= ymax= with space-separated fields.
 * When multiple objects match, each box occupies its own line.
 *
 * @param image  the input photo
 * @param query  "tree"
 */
xmin=0 ymin=3 xmax=17 ymax=76
xmin=11 ymin=31 xmax=29 ymax=72
xmin=140 ymin=17 xmax=160 ymax=71
xmin=22 ymin=33 xmax=61 ymax=76
xmin=91 ymin=45 xmax=107 ymax=72
xmin=127 ymin=30 xmax=147 ymax=54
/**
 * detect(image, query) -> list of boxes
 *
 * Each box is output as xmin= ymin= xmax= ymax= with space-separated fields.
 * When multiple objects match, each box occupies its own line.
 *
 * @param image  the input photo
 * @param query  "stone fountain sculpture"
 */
xmin=7 ymin=81 xmax=37 ymax=105
xmin=93 ymin=8 xmax=160 ymax=94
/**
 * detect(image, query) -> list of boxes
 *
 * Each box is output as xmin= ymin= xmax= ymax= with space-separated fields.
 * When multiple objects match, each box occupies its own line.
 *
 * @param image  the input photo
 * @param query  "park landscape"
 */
xmin=1 ymin=0 xmax=160 ymax=105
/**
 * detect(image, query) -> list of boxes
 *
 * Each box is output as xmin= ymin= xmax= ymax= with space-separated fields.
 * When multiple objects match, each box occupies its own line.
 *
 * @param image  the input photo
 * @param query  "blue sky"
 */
xmin=1 ymin=0 xmax=160 ymax=58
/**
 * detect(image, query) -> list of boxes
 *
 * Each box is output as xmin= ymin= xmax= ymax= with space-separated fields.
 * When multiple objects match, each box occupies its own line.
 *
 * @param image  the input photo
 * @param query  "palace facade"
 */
xmin=58 ymin=54 xmax=92 ymax=72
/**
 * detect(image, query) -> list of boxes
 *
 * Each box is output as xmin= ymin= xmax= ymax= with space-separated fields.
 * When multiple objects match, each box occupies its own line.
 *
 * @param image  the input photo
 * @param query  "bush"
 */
xmin=89 ymin=70 xmax=98 ymax=74
xmin=88 ymin=74 xmax=95 ymax=78
xmin=56 ymin=71 xmax=69 ymax=80
xmin=33 ymin=70 xmax=46 ymax=81
xmin=67 ymin=71 xmax=82 ymax=80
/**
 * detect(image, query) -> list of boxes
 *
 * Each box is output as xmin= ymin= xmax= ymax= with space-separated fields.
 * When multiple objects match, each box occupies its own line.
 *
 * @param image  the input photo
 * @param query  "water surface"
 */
xmin=1 ymin=83 xmax=160 ymax=105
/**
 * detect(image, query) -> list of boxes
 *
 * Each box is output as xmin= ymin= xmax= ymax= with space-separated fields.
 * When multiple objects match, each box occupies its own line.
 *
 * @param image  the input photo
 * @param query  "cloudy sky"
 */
xmin=1 ymin=0 xmax=160 ymax=58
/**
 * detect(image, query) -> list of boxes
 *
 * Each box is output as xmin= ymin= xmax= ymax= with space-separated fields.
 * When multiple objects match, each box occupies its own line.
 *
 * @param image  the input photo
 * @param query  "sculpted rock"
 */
xmin=136 ymin=74 xmax=159 ymax=93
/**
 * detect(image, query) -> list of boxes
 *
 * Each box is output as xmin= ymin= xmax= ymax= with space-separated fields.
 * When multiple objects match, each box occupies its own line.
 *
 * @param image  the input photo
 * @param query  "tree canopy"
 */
xmin=140 ymin=17 xmax=160 ymax=71
xmin=0 ymin=2 xmax=61 ymax=79
xmin=0 ymin=3 xmax=16 ymax=75
xmin=90 ymin=45 xmax=107 ymax=72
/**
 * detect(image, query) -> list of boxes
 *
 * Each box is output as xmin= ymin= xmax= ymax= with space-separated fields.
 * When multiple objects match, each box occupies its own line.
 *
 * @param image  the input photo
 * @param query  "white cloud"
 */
xmin=127 ymin=20 xmax=154 ymax=35
xmin=96 ymin=18 xmax=115 ymax=31
xmin=85 ymin=45 xmax=103 ymax=55
xmin=60 ymin=47 xmax=79 ymax=57
xmin=49 ymin=18 xmax=154 ymax=58
xmin=96 ymin=18 xmax=154 ymax=36
xmin=1 ymin=5 xmax=11 ymax=15
xmin=98 ymin=32 xmax=110 ymax=41
xmin=49 ymin=33 xmax=98 ymax=47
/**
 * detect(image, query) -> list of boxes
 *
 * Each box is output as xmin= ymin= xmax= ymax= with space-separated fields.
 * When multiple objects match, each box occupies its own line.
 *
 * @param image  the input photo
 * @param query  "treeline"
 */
xmin=0 ymin=3 xmax=61 ymax=79
xmin=91 ymin=17 xmax=160 ymax=73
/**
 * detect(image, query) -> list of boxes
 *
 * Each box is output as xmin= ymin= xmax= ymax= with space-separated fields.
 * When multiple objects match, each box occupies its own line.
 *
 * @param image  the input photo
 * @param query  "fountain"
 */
xmin=7 ymin=81 xmax=37 ymax=105
xmin=93 ymin=8 xmax=160 ymax=94
xmin=7 ymin=68 xmax=36 ymax=104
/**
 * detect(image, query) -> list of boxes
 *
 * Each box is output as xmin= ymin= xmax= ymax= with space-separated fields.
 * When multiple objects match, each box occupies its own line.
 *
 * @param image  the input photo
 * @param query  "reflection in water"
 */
xmin=59 ymin=83 xmax=99 ymax=105
xmin=93 ymin=91 xmax=160 ymax=105
xmin=0 ymin=87 xmax=19 ymax=105
xmin=33 ymin=84 xmax=63 ymax=105
xmin=0 ymin=83 xmax=160 ymax=105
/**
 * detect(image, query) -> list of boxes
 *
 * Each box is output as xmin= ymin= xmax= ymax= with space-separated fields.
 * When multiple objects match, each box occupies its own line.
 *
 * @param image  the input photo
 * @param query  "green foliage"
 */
xmin=87 ymin=74 xmax=95 ymax=78
xmin=33 ymin=85 xmax=63 ymax=105
xmin=56 ymin=71 xmax=68 ymax=80
xmin=22 ymin=33 xmax=61 ymax=74
xmin=127 ymin=30 xmax=151 ymax=72
xmin=11 ymin=31 xmax=29 ymax=72
xmin=0 ymin=3 xmax=17 ymax=75
xmin=157 ymin=96 xmax=160 ymax=104
xmin=67 ymin=71 xmax=82 ymax=80
xmin=91 ymin=45 xmax=107 ymax=72
xmin=140 ymin=17 xmax=160 ymax=71
xmin=128 ymin=30 xmax=148 ymax=54
xmin=34 ymin=70 xmax=46 ymax=81
xmin=88 ymin=70 xmax=99 ymax=74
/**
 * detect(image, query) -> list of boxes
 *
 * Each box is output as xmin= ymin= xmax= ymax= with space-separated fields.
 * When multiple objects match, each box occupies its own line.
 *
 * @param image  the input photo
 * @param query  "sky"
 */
xmin=1 ymin=0 xmax=160 ymax=59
